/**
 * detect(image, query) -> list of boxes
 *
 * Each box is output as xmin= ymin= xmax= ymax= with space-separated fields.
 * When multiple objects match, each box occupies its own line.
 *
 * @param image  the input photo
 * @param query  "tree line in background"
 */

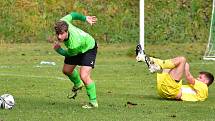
xmin=0 ymin=0 xmax=212 ymax=44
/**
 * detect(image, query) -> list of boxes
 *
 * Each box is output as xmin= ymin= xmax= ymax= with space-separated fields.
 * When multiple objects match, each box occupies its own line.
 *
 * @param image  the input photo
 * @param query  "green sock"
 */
xmin=86 ymin=82 xmax=97 ymax=102
xmin=67 ymin=69 xmax=82 ymax=87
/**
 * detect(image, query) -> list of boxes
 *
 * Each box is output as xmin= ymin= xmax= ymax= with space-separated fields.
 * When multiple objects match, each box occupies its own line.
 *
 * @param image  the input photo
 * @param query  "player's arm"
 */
xmin=53 ymin=42 xmax=69 ymax=57
xmin=71 ymin=12 xmax=97 ymax=25
xmin=185 ymin=63 xmax=195 ymax=85
xmin=55 ymin=48 xmax=69 ymax=57
xmin=61 ymin=12 xmax=97 ymax=25
xmin=60 ymin=12 xmax=85 ymax=23
xmin=71 ymin=12 xmax=86 ymax=21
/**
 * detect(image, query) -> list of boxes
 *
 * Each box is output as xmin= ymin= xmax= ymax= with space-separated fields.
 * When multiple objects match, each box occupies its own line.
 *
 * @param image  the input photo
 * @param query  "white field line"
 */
xmin=0 ymin=73 xmax=68 ymax=81
xmin=0 ymin=73 xmax=145 ymax=82
xmin=0 ymin=62 xmax=214 ymax=69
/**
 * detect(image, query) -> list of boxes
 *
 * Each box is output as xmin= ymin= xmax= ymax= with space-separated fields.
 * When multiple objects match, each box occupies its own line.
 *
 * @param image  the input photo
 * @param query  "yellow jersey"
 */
xmin=181 ymin=80 xmax=208 ymax=101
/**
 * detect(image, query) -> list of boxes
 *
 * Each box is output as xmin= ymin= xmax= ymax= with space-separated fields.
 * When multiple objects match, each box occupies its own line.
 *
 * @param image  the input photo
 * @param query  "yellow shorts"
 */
xmin=157 ymin=73 xmax=182 ymax=99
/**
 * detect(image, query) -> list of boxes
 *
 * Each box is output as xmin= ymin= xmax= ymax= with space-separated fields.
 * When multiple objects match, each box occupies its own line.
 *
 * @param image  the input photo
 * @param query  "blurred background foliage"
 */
xmin=0 ymin=0 xmax=212 ymax=44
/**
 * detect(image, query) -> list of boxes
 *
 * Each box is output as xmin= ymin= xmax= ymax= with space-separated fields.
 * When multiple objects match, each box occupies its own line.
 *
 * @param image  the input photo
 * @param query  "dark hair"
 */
xmin=54 ymin=21 xmax=68 ymax=35
xmin=199 ymin=71 xmax=214 ymax=86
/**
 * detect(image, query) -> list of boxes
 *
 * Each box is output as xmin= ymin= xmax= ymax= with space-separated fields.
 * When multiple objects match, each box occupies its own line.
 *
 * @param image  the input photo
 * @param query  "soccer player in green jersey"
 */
xmin=53 ymin=12 xmax=98 ymax=108
xmin=136 ymin=44 xmax=214 ymax=101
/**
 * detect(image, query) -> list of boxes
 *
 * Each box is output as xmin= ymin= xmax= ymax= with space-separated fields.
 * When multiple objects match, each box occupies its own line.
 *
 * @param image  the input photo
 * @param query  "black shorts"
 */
xmin=64 ymin=44 xmax=97 ymax=68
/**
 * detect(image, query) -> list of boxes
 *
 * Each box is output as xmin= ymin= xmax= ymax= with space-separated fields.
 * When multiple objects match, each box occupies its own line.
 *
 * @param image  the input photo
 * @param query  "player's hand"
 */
xmin=53 ymin=41 xmax=61 ymax=50
xmin=86 ymin=16 xmax=97 ymax=25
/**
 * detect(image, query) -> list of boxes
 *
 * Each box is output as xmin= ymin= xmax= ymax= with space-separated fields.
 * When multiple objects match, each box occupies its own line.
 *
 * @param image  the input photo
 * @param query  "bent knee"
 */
xmin=80 ymin=74 xmax=90 ymax=81
xmin=62 ymin=69 xmax=72 ymax=75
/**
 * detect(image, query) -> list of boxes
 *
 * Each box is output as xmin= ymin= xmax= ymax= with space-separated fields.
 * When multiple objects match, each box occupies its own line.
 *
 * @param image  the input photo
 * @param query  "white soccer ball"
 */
xmin=0 ymin=94 xmax=15 ymax=109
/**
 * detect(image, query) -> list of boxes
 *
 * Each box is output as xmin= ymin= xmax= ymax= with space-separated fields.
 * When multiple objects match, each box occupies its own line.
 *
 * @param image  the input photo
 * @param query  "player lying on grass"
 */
xmin=136 ymin=44 xmax=214 ymax=101
xmin=53 ymin=12 xmax=98 ymax=108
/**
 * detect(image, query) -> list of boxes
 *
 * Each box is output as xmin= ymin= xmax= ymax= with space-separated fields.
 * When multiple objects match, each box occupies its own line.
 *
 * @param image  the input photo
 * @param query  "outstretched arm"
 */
xmin=185 ymin=63 xmax=195 ymax=85
xmin=61 ymin=12 xmax=97 ymax=25
xmin=71 ymin=12 xmax=97 ymax=25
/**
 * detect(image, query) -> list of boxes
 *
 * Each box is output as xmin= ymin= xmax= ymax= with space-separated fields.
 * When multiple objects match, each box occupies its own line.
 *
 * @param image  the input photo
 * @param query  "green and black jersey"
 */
xmin=58 ymin=12 xmax=95 ymax=56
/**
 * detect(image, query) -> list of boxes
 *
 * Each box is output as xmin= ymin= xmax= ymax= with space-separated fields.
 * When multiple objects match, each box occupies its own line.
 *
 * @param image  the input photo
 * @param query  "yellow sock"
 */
xmin=150 ymin=57 xmax=175 ymax=69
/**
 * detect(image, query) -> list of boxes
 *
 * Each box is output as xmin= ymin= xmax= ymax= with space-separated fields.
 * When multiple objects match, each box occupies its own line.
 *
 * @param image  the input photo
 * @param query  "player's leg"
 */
xmin=63 ymin=64 xmax=84 ymax=99
xmin=63 ymin=64 xmax=83 ymax=87
xmin=155 ymin=57 xmax=186 ymax=100
xmin=68 ymin=43 xmax=97 ymax=108
xmin=80 ymin=44 xmax=98 ymax=108
xmin=151 ymin=56 xmax=186 ymax=80
xmin=166 ymin=56 xmax=186 ymax=99
xmin=80 ymin=66 xmax=98 ymax=108
xmin=145 ymin=55 xmax=185 ymax=74
xmin=168 ymin=56 xmax=186 ymax=81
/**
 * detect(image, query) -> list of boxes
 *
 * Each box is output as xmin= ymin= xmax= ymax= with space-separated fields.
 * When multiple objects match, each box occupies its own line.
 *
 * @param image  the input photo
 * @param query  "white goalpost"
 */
xmin=140 ymin=0 xmax=144 ymax=50
xmin=203 ymin=0 xmax=215 ymax=60
xmin=135 ymin=0 xmax=144 ymax=62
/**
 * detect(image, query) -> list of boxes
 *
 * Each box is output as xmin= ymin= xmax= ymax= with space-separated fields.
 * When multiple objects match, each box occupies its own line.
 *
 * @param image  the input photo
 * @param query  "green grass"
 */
xmin=0 ymin=0 xmax=212 ymax=43
xmin=0 ymin=0 xmax=139 ymax=43
xmin=0 ymin=43 xmax=215 ymax=121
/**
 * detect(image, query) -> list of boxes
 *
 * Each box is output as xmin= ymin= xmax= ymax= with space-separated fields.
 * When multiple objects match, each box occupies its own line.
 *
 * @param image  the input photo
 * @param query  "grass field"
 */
xmin=0 ymin=43 xmax=215 ymax=121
